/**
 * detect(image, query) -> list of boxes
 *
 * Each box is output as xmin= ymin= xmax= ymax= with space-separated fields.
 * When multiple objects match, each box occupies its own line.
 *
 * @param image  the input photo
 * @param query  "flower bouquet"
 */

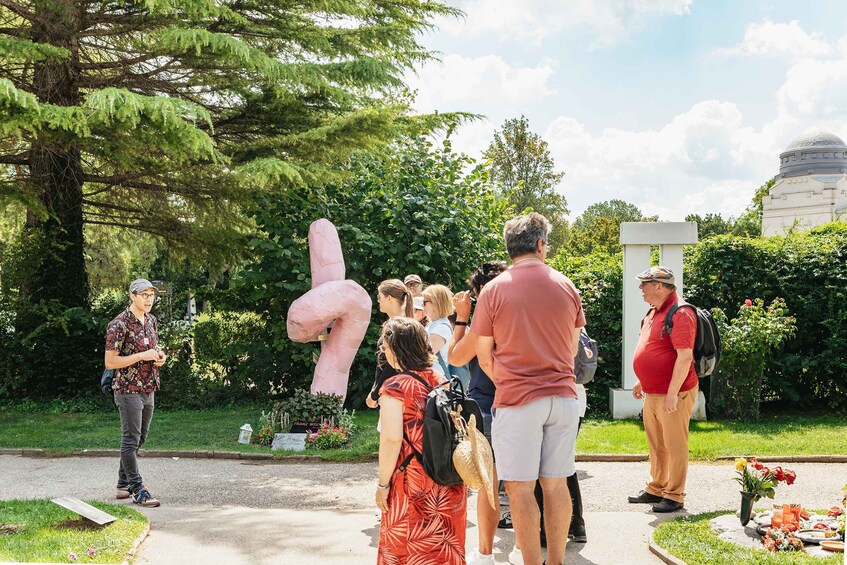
xmin=734 ymin=457 xmax=796 ymax=525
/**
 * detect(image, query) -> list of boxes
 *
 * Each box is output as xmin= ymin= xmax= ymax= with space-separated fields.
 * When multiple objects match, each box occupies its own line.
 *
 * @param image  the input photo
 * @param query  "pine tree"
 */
xmin=0 ymin=0 xmax=460 ymax=309
xmin=483 ymin=115 xmax=568 ymax=251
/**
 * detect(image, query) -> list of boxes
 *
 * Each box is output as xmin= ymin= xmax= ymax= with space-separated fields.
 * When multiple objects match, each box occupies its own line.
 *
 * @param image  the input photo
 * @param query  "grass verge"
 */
xmin=1 ymin=409 xmax=845 ymax=462
xmin=0 ymin=499 xmax=148 ymax=564
xmin=653 ymin=511 xmax=842 ymax=565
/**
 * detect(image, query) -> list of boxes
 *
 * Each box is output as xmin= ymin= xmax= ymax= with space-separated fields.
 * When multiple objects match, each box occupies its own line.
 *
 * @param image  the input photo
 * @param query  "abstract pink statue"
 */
xmin=287 ymin=219 xmax=371 ymax=400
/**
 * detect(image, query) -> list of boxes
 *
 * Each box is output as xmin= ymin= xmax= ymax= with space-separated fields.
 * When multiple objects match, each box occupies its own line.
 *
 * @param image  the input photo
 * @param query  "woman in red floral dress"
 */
xmin=375 ymin=317 xmax=467 ymax=565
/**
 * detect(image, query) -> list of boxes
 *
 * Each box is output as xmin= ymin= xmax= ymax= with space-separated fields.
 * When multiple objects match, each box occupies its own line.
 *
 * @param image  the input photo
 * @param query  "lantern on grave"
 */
xmin=238 ymin=423 xmax=253 ymax=444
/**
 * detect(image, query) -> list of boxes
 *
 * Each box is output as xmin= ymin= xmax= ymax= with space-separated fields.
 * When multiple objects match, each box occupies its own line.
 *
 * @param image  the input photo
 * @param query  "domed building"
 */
xmin=762 ymin=131 xmax=847 ymax=236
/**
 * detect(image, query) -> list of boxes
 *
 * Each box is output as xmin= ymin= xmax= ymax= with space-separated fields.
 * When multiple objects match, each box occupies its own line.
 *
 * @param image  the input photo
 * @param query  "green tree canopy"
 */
xmin=562 ymin=199 xmax=657 ymax=256
xmin=483 ymin=115 xmax=568 ymax=251
xmin=0 ymin=0 xmax=460 ymax=310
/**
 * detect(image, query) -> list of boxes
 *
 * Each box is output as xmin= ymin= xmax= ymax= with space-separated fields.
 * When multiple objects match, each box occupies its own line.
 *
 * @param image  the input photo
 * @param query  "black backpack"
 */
xmin=399 ymin=372 xmax=484 ymax=486
xmin=574 ymin=329 xmax=598 ymax=385
xmin=661 ymin=301 xmax=721 ymax=378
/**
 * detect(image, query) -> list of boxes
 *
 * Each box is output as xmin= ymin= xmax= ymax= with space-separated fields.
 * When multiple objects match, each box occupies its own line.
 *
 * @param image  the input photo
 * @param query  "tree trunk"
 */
xmin=20 ymin=0 xmax=88 ymax=310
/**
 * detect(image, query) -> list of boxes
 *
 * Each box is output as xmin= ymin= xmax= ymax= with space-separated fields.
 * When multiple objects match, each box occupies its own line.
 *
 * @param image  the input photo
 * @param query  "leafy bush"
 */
xmin=711 ymin=298 xmax=796 ymax=419
xmin=549 ymin=251 xmax=623 ymax=415
xmin=275 ymin=389 xmax=345 ymax=424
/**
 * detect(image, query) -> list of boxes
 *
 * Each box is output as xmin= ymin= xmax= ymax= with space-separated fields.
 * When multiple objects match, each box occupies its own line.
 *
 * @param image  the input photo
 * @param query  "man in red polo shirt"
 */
xmin=628 ymin=266 xmax=698 ymax=513
xmin=472 ymin=212 xmax=584 ymax=565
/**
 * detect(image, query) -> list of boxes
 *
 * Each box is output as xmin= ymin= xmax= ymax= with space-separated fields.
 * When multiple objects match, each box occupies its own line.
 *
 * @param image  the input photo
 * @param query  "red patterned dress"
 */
xmin=377 ymin=369 xmax=467 ymax=565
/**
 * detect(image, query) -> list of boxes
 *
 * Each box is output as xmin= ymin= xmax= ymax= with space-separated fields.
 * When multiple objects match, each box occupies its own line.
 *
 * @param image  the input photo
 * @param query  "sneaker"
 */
xmin=466 ymin=550 xmax=496 ymax=565
xmin=132 ymin=486 xmax=161 ymax=508
xmin=508 ymin=546 xmax=524 ymax=565
xmin=498 ymin=511 xmax=513 ymax=529
xmin=115 ymin=485 xmax=131 ymax=500
xmin=627 ymin=490 xmax=663 ymax=504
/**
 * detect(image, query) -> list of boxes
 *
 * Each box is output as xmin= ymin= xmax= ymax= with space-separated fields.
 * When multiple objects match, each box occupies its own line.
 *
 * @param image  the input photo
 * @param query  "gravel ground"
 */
xmin=1 ymin=455 xmax=844 ymax=564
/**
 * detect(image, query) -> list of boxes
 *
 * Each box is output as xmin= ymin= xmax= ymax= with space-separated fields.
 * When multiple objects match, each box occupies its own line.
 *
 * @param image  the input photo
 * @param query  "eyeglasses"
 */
xmin=406 ymin=282 xmax=421 ymax=288
xmin=134 ymin=292 xmax=157 ymax=301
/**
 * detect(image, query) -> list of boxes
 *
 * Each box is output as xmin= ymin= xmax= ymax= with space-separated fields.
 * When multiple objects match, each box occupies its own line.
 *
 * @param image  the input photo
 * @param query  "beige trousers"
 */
xmin=642 ymin=385 xmax=697 ymax=503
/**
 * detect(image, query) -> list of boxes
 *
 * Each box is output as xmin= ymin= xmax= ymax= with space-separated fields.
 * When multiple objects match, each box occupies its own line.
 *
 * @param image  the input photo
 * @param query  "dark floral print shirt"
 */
xmin=105 ymin=308 xmax=160 ymax=394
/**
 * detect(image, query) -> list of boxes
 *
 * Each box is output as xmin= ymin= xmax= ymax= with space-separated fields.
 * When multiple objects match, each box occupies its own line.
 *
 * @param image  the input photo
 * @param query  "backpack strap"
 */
xmin=394 ymin=371 xmax=430 ymax=471
xmin=662 ymin=301 xmax=691 ymax=339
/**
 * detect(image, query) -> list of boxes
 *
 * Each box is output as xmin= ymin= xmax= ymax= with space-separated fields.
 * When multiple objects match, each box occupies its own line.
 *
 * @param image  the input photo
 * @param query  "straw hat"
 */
xmin=452 ymin=413 xmax=497 ymax=510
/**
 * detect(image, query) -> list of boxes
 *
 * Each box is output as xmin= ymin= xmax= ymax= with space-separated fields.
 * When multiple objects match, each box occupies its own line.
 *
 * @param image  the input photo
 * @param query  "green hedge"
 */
xmin=553 ymin=222 xmax=847 ymax=416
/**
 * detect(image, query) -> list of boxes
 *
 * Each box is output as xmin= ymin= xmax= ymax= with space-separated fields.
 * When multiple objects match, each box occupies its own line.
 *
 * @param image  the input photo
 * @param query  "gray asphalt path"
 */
xmin=1 ymin=455 xmax=845 ymax=564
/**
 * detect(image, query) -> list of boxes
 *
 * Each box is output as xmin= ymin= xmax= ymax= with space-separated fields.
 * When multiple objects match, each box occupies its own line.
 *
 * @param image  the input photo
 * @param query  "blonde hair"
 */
xmin=377 ymin=279 xmax=413 ymax=317
xmin=422 ymin=284 xmax=454 ymax=319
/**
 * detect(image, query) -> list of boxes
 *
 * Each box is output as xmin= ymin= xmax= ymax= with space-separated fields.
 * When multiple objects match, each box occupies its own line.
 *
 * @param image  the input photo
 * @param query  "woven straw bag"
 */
xmin=451 ymin=412 xmax=497 ymax=510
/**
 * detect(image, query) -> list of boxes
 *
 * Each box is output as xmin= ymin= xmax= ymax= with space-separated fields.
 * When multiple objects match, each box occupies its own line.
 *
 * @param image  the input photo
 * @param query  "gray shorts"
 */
xmin=491 ymin=396 xmax=579 ymax=482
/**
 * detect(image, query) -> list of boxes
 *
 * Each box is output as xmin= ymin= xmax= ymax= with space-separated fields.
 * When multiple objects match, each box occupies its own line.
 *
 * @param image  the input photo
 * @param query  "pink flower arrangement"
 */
xmin=306 ymin=420 xmax=353 ymax=450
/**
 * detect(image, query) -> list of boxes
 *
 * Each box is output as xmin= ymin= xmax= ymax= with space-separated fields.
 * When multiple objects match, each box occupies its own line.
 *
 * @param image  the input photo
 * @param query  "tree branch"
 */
xmin=0 ymin=0 xmax=36 ymax=23
xmin=0 ymin=152 xmax=29 ymax=165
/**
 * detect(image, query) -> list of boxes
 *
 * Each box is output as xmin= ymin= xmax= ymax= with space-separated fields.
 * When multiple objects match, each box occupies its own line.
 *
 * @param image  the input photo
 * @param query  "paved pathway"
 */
xmin=1 ymin=455 xmax=844 ymax=564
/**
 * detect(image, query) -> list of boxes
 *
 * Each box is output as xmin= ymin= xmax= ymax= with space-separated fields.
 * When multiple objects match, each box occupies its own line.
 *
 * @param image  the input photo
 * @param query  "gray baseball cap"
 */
xmin=129 ymin=278 xmax=155 ymax=294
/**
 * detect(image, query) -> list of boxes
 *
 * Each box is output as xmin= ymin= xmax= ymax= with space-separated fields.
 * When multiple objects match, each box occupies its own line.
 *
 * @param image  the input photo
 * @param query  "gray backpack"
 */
xmin=574 ymin=328 xmax=598 ymax=385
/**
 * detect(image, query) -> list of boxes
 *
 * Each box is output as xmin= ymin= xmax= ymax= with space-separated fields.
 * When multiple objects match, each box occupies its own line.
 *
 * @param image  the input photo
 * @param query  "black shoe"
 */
xmin=498 ymin=511 xmax=512 ymax=529
xmin=652 ymin=498 xmax=684 ymax=513
xmin=568 ymin=523 xmax=588 ymax=543
xmin=628 ymin=490 xmax=663 ymax=504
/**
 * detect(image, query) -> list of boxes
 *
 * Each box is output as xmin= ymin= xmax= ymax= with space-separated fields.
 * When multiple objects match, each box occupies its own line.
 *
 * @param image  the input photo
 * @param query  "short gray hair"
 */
xmin=503 ymin=212 xmax=551 ymax=258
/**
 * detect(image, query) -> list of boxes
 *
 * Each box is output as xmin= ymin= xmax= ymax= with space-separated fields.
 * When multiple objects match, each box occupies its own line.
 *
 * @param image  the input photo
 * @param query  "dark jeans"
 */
xmin=115 ymin=392 xmax=155 ymax=492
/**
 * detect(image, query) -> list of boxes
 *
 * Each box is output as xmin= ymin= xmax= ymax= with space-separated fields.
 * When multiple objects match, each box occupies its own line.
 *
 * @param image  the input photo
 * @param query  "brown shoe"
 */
xmin=116 ymin=486 xmax=131 ymax=500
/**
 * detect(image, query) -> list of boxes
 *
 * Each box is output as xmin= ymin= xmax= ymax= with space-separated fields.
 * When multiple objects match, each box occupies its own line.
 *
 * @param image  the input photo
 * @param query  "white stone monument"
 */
xmin=610 ymin=222 xmax=702 ymax=419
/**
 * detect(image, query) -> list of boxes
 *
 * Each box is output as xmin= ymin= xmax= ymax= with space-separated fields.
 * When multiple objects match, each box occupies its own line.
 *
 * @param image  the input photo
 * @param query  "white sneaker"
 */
xmin=508 ymin=546 xmax=524 ymax=565
xmin=466 ymin=549 xmax=496 ymax=565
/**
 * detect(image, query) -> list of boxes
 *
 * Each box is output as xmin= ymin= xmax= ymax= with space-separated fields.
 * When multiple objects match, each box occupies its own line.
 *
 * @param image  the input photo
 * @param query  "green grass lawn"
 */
xmin=0 ymin=499 xmax=148 ymax=564
xmin=578 ymin=416 xmax=847 ymax=459
xmin=0 ymin=408 xmax=844 ymax=461
xmin=653 ymin=511 xmax=843 ymax=564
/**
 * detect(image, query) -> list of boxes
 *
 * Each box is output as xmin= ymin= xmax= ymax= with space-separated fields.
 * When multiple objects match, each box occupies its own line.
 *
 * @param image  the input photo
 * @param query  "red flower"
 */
xmin=750 ymin=458 xmax=764 ymax=470
xmin=773 ymin=466 xmax=785 ymax=481
xmin=744 ymin=299 xmax=753 ymax=307
xmin=784 ymin=470 xmax=796 ymax=485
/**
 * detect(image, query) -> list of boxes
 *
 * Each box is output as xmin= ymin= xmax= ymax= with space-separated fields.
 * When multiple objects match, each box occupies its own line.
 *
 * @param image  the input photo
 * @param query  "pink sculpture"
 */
xmin=287 ymin=219 xmax=371 ymax=400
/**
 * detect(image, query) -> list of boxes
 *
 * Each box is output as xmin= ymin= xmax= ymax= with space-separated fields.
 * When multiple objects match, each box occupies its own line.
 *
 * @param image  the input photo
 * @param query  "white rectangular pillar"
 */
xmin=613 ymin=222 xmax=698 ymax=419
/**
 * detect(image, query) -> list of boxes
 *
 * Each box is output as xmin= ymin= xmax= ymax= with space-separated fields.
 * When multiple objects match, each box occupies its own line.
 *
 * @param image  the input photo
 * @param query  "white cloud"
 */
xmin=715 ymin=19 xmax=831 ymax=60
xmin=437 ymin=0 xmax=692 ymax=47
xmin=418 ymin=16 xmax=847 ymax=223
xmin=407 ymin=54 xmax=556 ymax=113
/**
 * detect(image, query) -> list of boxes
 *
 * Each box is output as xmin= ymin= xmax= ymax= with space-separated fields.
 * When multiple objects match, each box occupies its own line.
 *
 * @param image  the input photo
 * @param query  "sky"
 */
xmin=405 ymin=0 xmax=847 ymax=221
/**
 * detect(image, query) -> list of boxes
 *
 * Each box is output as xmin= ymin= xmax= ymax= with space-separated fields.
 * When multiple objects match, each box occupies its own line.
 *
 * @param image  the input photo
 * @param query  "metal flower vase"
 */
xmin=739 ymin=491 xmax=757 ymax=526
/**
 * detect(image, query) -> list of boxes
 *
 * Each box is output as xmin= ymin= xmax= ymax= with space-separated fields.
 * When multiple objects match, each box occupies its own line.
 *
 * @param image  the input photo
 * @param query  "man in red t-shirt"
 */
xmin=472 ymin=212 xmax=584 ymax=565
xmin=628 ymin=266 xmax=698 ymax=513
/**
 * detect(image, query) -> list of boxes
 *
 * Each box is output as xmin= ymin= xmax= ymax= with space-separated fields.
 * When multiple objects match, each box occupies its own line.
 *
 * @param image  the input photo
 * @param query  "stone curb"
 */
xmin=122 ymin=520 xmax=151 ymax=565
xmin=714 ymin=455 xmax=847 ymax=463
xmin=3 ymin=449 xmax=846 ymax=464
xmin=648 ymin=533 xmax=688 ymax=565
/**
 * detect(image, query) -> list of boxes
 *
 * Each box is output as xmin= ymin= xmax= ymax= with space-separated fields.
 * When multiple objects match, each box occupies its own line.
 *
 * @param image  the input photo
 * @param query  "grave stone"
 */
xmin=272 ymin=433 xmax=307 ymax=452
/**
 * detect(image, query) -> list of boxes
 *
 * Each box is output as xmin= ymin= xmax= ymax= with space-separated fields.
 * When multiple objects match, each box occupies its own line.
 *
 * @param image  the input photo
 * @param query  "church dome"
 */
xmin=784 ymin=131 xmax=847 ymax=151
xmin=778 ymin=131 xmax=847 ymax=178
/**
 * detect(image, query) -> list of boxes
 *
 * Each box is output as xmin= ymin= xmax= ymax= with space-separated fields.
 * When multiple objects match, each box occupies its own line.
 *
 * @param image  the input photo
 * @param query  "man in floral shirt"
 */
xmin=105 ymin=278 xmax=167 ymax=508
